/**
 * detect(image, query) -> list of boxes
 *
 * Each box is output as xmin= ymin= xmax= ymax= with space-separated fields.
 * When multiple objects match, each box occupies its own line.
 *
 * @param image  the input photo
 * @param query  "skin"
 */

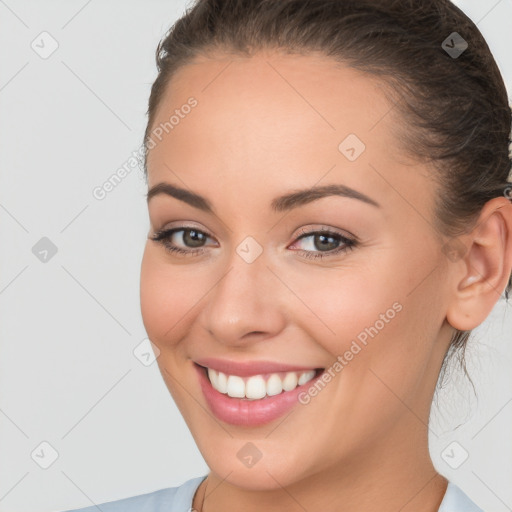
xmin=139 ymin=51 xmax=512 ymax=512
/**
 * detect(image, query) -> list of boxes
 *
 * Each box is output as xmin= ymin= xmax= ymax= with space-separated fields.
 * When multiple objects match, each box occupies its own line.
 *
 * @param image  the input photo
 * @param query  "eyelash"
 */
xmin=150 ymin=225 xmax=358 ymax=260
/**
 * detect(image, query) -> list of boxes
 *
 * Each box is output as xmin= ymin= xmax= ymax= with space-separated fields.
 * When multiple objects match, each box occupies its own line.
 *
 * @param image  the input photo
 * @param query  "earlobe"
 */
xmin=445 ymin=197 xmax=512 ymax=332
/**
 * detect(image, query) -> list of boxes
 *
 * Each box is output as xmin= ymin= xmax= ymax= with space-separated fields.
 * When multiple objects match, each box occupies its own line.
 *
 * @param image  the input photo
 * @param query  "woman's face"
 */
xmin=140 ymin=51 xmax=455 ymax=489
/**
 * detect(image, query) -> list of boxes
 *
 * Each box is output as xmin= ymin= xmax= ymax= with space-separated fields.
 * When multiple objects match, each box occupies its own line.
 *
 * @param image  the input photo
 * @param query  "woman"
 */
xmin=66 ymin=0 xmax=512 ymax=510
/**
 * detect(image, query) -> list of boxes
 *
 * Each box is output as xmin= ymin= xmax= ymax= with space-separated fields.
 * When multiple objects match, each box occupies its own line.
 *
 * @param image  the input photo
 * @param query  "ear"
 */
xmin=445 ymin=196 xmax=512 ymax=332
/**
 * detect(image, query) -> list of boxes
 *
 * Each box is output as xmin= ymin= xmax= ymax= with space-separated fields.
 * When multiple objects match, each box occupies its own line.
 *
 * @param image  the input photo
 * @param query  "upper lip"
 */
xmin=194 ymin=357 xmax=323 ymax=377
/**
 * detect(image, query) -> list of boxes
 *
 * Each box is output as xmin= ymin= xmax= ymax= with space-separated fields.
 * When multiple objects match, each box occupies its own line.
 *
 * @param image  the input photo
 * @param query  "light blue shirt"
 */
xmin=63 ymin=475 xmax=484 ymax=512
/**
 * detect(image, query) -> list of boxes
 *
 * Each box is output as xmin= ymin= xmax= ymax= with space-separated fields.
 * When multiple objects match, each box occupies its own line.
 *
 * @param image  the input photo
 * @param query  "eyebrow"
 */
xmin=146 ymin=182 xmax=381 ymax=213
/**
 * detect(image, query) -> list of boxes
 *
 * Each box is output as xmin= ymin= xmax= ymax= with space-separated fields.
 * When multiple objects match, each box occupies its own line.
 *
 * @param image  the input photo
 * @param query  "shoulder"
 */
xmin=62 ymin=475 xmax=207 ymax=512
xmin=438 ymin=481 xmax=484 ymax=512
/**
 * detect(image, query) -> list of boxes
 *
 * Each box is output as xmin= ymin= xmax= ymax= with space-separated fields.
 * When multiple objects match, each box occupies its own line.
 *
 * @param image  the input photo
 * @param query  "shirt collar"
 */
xmin=438 ymin=482 xmax=484 ymax=512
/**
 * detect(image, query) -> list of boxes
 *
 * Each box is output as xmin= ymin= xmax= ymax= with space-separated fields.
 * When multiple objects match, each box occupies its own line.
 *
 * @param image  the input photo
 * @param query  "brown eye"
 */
xmin=290 ymin=229 xmax=357 ymax=260
xmin=181 ymin=229 xmax=208 ymax=248
xmin=150 ymin=227 xmax=215 ymax=256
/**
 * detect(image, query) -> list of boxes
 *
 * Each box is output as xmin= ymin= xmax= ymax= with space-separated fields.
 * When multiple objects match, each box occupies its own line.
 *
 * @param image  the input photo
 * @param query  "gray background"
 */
xmin=0 ymin=1 xmax=511 ymax=511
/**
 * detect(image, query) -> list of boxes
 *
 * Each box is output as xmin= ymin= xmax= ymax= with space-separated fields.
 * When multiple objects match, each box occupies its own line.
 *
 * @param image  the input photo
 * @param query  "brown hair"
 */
xmin=142 ymin=0 xmax=512 ymax=379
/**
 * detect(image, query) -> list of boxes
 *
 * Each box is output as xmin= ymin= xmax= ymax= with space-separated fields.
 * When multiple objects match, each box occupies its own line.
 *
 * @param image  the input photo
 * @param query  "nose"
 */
xmin=198 ymin=251 xmax=287 ymax=348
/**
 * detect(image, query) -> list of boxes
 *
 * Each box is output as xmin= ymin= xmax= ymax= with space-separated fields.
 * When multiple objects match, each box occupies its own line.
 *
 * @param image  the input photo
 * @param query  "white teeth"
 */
xmin=282 ymin=372 xmax=298 ymax=391
xmin=245 ymin=375 xmax=267 ymax=399
xmin=226 ymin=375 xmax=245 ymax=398
xmin=207 ymin=367 xmax=218 ymax=388
xmin=206 ymin=368 xmax=318 ymax=400
xmin=216 ymin=370 xmax=227 ymax=393
xmin=298 ymin=370 xmax=316 ymax=385
xmin=266 ymin=374 xmax=283 ymax=396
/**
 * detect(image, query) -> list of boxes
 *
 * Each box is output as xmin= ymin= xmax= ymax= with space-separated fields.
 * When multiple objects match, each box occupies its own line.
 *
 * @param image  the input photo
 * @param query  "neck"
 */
xmin=196 ymin=416 xmax=448 ymax=512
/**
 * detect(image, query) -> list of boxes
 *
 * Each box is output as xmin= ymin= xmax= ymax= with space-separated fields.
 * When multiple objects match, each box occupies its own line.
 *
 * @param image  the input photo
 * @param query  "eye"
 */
xmin=150 ymin=226 xmax=216 ymax=257
xmin=289 ymin=227 xmax=357 ymax=260
xmin=150 ymin=224 xmax=358 ymax=260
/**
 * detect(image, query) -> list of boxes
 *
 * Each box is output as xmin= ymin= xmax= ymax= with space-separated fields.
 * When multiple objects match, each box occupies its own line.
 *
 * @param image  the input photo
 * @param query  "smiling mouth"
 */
xmin=197 ymin=364 xmax=325 ymax=401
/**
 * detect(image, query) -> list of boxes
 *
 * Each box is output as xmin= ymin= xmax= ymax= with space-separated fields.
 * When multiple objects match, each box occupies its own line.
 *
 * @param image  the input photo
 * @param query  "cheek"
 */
xmin=286 ymin=251 xmax=441 ymax=390
xmin=139 ymin=248 xmax=201 ymax=416
xmin=140 ymin=246 xmax=200 ymax=346
xmin=277 ymin=268 xmax=436 ymax=450
xmin=280 ymin=262 xmax=403 ymax=354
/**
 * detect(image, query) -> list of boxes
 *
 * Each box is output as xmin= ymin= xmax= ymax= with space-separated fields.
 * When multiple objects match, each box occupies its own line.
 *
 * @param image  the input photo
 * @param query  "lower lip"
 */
xmin=194 ymin=363 xmax=324 ymax=427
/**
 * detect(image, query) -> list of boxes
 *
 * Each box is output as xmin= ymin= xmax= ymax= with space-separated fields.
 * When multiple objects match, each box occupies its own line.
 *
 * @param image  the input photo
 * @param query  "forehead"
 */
xmin=146 ymin=51 xmax=433 ymax=215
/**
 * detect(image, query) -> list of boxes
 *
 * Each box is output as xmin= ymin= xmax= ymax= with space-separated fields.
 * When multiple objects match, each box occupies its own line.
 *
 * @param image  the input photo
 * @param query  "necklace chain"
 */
xmin=197 ymin=476 xmax=208 ymax=512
